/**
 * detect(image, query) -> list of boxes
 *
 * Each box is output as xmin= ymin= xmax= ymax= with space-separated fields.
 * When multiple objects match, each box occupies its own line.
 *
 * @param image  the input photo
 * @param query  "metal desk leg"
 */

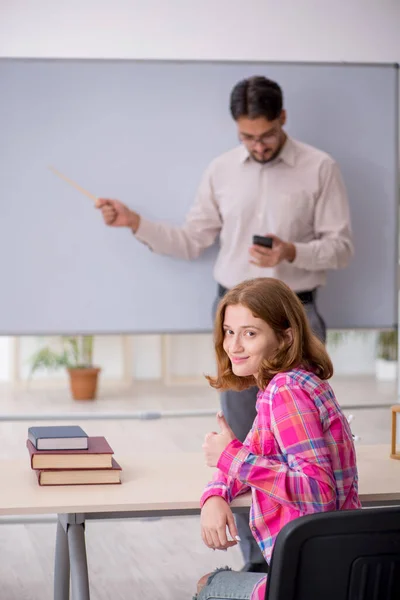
xmin=68 ymin=521 xmax=90 ymax=600
xmin=54 ymin=516 xmax=70 ymax=600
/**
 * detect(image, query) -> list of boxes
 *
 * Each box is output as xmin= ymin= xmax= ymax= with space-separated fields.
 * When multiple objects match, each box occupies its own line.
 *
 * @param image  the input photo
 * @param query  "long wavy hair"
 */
xmin=206 ymin=278 xmax=333 ymax=391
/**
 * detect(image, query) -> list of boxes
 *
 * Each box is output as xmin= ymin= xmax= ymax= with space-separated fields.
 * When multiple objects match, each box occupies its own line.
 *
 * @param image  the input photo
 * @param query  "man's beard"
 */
xmin=250 ymin=147 xmax=281 ymax=164
xmin=250 ymin=133 xmax=286 ymax=164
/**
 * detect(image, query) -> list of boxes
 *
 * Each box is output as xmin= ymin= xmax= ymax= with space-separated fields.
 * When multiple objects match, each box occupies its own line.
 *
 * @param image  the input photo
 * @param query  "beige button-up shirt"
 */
xmin=136 ymin=137 xmax=353 ymax=292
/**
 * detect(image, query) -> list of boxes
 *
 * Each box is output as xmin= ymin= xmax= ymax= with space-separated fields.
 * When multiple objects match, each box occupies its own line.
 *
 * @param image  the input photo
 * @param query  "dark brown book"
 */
xmin=27 ymin=436 xmax=114 ymax=470
xmin=35 ymin=458 xmax=122 ymax=486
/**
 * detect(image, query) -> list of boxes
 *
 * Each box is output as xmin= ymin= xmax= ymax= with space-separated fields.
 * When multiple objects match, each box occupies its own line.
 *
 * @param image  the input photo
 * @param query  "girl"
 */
xmin=195 ymin=278 xmax=360 ymax=600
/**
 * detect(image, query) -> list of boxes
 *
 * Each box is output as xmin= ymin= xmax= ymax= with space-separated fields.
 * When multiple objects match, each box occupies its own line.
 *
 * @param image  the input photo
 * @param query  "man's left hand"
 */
xmin=249 ymin=234 xmax=296 ymax=267
xmin=203 ymin=412 xmax=236 ymax=467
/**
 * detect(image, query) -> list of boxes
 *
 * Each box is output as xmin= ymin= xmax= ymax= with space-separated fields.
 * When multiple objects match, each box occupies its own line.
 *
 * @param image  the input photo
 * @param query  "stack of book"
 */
xmin=26 ymin=425 xmax=122 ymax=486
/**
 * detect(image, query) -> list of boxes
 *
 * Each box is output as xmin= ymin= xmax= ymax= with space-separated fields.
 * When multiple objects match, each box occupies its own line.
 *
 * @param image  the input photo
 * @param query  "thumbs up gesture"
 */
xmin=202 ymin=412 xmax=236 ymax=467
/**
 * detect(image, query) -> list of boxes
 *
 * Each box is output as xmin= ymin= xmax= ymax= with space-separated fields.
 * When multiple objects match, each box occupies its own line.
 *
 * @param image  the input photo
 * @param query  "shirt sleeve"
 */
xmin=135 ymin=165 xmax=222 ymax=260
xmin=200 ymin=423 xmax=255 ymax=507
xmin=292 ymin=159 xmax=354 ymax=271
xmin=199 ymin=468 xmax=251 ymax=508
xmin=216 ymin=384 xmax=337 ymax=513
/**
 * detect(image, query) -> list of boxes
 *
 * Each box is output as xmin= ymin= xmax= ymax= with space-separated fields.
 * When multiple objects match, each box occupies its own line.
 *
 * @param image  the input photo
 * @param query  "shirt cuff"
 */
xmin=291 ymin=242 xmax=314 ymax=271
xmin=217 ymin=439 xmax=251 ymax=480
xmin=134 ymin=217 xmax=157 ymax=250
xmin=200 ymin=486 xmax=229 ymax=508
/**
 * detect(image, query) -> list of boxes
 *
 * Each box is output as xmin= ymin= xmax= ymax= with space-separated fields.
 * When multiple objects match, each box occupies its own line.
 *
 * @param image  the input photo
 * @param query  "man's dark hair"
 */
xmin=230 ymin=76 xmax=283 ymax=121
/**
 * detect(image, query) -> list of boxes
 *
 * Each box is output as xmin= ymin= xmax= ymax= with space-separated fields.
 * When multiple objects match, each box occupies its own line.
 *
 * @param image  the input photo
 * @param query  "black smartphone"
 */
xmin=253 ymin=235 xmax=273 ymax=249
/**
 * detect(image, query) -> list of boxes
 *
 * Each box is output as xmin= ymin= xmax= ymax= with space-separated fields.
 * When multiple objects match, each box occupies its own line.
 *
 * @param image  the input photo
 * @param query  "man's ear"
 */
xmin=279 ymin=109 xmax=287 ymax=127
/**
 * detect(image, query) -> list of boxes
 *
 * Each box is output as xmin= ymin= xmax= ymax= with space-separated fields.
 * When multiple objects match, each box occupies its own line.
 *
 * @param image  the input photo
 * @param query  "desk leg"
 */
xmin=68 ymin=522 xmax=90 ymax=600
xmin=54 ymin=517 xmax=70 ymax=600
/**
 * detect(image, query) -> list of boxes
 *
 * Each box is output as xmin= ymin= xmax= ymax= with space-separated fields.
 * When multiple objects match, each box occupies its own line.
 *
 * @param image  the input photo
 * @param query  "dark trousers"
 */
xmin=214 ymin=286 xmax=326 ymax=565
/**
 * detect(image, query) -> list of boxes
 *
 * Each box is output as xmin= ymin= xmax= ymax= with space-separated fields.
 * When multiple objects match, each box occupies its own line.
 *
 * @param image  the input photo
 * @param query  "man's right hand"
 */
xmin=95 ymin=198 xmax=140 ymax=233
xmin=200 ymin=496 xmax=239 ymax=551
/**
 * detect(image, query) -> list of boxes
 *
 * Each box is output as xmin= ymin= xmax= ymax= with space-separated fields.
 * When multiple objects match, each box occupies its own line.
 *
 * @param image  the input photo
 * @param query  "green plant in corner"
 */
xmin=326 ymin=330 xmax=348 ymax=348
xmin=29 ymin=335 xmax=95 ymax=375
xmin=376 ymin=330 xmax=398 ymax=362
xmin=326 ymin=330 xmax=371 ymax=348
xmin=29 ymin=336 xmax=100 ymax=401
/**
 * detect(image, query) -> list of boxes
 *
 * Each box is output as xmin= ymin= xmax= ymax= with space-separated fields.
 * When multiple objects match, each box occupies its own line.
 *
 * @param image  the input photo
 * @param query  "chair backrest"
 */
xmin=266 ymin=507 xmax=400 ymax=600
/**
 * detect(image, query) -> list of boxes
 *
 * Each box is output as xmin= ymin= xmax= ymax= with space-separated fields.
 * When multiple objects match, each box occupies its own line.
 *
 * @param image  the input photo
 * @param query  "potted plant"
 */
xmin=29 ymin=335 xmax=101 ymax=400
xmin=375 ymin=330 xmax=398 ymax=381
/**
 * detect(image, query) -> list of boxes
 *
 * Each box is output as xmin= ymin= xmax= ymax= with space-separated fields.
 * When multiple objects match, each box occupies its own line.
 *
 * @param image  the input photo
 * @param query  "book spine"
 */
xmin=27 ymin=432 xmax=37 ymax=448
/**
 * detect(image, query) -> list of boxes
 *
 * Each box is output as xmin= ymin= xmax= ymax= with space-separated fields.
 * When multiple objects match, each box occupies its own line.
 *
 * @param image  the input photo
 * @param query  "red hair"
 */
xmin=206 ymin=278 xmax=333 ymax=391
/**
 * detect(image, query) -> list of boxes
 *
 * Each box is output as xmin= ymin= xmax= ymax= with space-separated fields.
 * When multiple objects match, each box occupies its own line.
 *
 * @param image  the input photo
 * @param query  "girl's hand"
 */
xmin=200 ymin=496 xmax=240 ymax=550
xmin=202 ymin=412 xmax=236 ymax=467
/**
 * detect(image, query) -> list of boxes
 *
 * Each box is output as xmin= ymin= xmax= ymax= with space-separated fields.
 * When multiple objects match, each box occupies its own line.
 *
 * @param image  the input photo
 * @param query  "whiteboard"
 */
xmin=0 ymin=59 xmax=398 ymax=334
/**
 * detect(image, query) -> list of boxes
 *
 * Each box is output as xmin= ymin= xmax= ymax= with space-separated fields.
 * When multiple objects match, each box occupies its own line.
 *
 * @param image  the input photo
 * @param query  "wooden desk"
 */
xmin=354 ymin=444 xmax=400 ymax=505
xmin=0 ymin=445 xmax=399 ymax=600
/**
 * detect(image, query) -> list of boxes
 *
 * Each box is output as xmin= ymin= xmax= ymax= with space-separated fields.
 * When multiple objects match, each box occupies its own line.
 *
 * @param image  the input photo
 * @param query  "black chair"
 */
xmin=266 ymin=507 xmax=400 ymax=600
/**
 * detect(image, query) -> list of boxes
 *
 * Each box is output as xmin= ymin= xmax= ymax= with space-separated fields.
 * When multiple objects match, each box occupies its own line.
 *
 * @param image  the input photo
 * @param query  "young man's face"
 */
xmin=237 ymin=112 xmax=286 ymax=163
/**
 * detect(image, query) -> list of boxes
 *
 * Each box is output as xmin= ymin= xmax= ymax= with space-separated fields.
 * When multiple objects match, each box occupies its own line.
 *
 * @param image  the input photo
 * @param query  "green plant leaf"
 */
xmin=377 ymin=330 xmax=398 ymax=361
xmin=28 ymin=335 xmax=95 ymax=376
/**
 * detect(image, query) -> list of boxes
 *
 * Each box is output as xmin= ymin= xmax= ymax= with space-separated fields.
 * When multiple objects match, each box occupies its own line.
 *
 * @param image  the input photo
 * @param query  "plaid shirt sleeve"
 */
xmin=200 ymin=416 xmax=255 ymax=507
xmin=216 ymin=383 xmax=337 ymax=512
xmin=200 ymin=467 xmax=251 ymax=507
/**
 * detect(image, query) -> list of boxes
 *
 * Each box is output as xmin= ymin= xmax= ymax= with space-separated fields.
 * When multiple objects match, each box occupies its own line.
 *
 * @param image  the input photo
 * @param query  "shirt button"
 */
xmin=251 ymin=526 xmax=257 ymax=531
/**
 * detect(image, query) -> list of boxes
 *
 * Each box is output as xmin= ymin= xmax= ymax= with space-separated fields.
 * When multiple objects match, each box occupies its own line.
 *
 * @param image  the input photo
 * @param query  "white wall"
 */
xmin=0 ymin=338 xmax=12 ymax=382
xmin=1 ymin=0 xmax=400 ymax=62
xmin=0 ymin=0 xmax=398 ymax=382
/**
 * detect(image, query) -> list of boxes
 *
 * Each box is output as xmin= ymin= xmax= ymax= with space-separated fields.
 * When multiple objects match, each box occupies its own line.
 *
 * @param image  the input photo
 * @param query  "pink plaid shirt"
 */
xmin=200 ymin=368 xmax=361 ymax=600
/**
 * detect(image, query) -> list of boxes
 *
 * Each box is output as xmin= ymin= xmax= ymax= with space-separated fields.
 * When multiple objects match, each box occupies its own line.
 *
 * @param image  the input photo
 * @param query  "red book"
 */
xmin=35 ymin=458 xmax=122 ymax=486
xmin=27 ymin=436 xmax=114 ymax=470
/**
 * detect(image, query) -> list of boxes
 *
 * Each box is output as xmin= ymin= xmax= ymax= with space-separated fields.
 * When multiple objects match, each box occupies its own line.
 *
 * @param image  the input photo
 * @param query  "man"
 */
xmin=96 ymin=76 xmax=353 ymax=573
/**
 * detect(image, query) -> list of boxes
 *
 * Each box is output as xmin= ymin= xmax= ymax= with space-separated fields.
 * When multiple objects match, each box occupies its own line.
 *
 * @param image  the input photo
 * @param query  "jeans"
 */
xmin=193 ymin=567 xmax=265 ymax=600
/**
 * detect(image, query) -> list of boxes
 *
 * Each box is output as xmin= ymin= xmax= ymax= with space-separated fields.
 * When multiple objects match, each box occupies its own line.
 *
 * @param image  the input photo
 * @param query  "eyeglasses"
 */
xmin=239 ymin=130 xmax=279 ymax=147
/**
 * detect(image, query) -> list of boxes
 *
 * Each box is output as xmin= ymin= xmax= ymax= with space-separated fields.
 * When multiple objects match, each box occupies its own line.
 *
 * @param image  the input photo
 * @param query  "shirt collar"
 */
xmin=278 ymin=136 xmax=296 ymax=167
xmin=239 ymin=144 xmax=251 ymax=163
xmin=239 ymin=135 xmax=297 ymax=167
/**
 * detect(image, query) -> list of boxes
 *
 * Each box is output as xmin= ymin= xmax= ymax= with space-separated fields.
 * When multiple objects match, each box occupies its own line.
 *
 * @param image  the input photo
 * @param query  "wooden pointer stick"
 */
xmin=49 ymin=166 xmax=98 ymax=202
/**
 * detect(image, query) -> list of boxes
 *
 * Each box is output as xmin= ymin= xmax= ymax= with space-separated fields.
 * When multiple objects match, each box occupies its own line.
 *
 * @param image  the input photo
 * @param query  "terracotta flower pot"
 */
xmin=67 ymin=367 xmax=101 ymax=400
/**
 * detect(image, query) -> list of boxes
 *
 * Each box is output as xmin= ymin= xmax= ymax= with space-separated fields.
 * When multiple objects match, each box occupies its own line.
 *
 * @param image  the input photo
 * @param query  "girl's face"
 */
xmin=222 ymin=304 xmax=280 ymax=378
